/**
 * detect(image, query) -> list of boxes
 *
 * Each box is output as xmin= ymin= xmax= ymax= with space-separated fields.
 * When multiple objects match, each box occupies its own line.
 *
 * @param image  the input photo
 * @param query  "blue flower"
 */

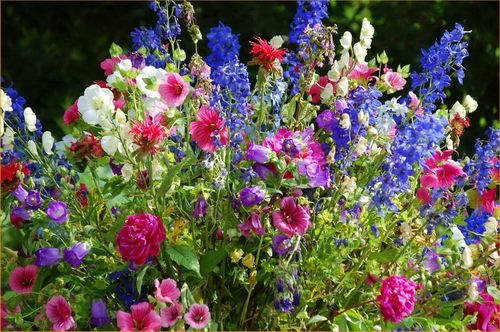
xmin=205 ymin=22 xmax=241 ymax=69
xmin=464 ymin=128 xmax=499 ymax=193
xmin=131 ymin=27 xmax=162 ymax=50
xmin=458 ymin=210 xmax=491 ymax=244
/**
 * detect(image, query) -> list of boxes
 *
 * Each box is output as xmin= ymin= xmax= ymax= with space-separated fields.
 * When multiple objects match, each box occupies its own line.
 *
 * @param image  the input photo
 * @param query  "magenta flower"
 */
xmin=239 ymin=211 xmax=265 ymax=238
xmin=154 ymin=278 xmax=180 ymax=303
xmin=160 ymin=303 xmax=183 ymax=328
xmin=189 ymin=105 xmax=228 ymax=153
xmin=184 ymin=304 xmax=211 ymax=329
xmin=116 ymin=302 xmax=162 ymax=332
xmin=272 ymin=196 xmax=311 ymax=236
xmin=46 ymin=201 xmax=69 ymax=223
xmin=158 ymin=72 xmax=190 ymax=108
xmin=45 ymin=296 xmax=76 ymax=331
xmin=239 ymin=186 xmax=265 ymax=207
xmin=8 ymin=265 xmax=39 ymax=294
xmin=465 ymin=291 xmax=500 ymax=331
xmin=10 ymin=206 xmax=33 ymax=228
xmin=377 ymin=275 xmax=419 ymax=323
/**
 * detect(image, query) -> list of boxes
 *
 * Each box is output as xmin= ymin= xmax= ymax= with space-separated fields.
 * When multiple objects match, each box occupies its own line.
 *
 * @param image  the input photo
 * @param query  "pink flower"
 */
xmin=465 ymin=291 xmax=500 ymax=331
xmin=114 ymin=98 xmax=126 ymax=110
xmin=480 ymin=188 xmax=497 ymax=214
xmin=184 ymin=304 xmax=211 ymax=329
xmin=347 ymin=63 xmax=379 ymax=81
xmin=308 ymin=76 xmax=335 ymax=104
xmin=239 ymin=211 xmax=265 ymax=238
xmin=377 ymin=275 xmax=419 ymax=323
xmin=1 ymin=302 xmax=21 ymax=329
xmin=45 ymin=296 xmax=76 ymax=331
xmin=189 ymin=105 xmax=229 ymax=153
xmin=154 ymin=279 xmax=180 ymax=304
xmin=420 ymin=150 xmax=465 ymax=189
xmin=383 ymin=68 xmax=406 ymax=91
xmin=9 ymin=265 xmax=39 ymax=294
xmin=272 ymin=196 xmax=311 ymax=236
xmin=116 ymin=213 xmax=166 ymax=265
xmin=408 ymin=91 xmax=424 ymax=115
xmin=100 ymin=56 xmax=127 ymax=76
xmin=416 ymin=187 xmax=431 ymax=205
xmin=130 ymin=117 xmax=168 ymax=155
xmin=160 ymin=303 xmax=183 ymax=328
xmin=158 ymin=72 xmax=190 ymax=108
xmin=116 ymin=302 xmax=162 ymax=332
xmin=63 ymin=100 xmax=80 ymax=125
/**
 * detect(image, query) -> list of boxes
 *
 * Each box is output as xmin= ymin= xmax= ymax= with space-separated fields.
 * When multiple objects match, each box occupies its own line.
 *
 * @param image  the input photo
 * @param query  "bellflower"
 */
xmin=90 ymin=299 xmax=111 ymax=327
xmin=63 ymin=242 xmax=90 ymax=268
xmin=239 ymin=186 xmax=265 ymax=207
xmin=34 ymin=247 xmax=62 ymax=267
xmin=46 ymin=201 xmax=70 ymax=224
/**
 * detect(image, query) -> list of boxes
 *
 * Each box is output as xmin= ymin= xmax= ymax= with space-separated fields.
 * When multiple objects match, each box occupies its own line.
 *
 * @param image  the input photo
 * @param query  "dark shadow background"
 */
xmin=2 ymin=1 xmax=498 ymax=154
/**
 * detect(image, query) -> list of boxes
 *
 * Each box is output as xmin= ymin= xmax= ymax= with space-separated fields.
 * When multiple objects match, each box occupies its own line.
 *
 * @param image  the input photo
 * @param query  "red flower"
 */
xmin=308 ymin=76 xmax=336 ymax=104
xmin=1 ymin=161 xmax=31 ymax=193
xmin=480 ymin=188 xmax=497 ymax=214
xmin=69 ymin=133 xmax=104 ymax=160
xmin=63 ymin=100 xmax=80 ymax=125
xmin=75 ymin=183 xmax=89 ymax=207
xmin=130 ymin=117 xmax=168 ymax=155
xmin=9 ymin=265 xmax=39 ymax=294
xmin=189 ymin=105 xmax=228 ymax=153
xmin=249 ymin=37 xmax=287 ymax=71
xmin=450 ymin=113 xmax=470 ymax=137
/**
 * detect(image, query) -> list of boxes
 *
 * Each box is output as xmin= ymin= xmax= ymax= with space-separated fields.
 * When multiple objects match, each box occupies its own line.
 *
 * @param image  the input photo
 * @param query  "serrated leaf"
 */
xmin=136 ymin=265 xmax=150 ymax=294
xmin=200 ymin=248 xmax=227 ymax=276
xmin=165 ymin=245 xmax=200 ymax=277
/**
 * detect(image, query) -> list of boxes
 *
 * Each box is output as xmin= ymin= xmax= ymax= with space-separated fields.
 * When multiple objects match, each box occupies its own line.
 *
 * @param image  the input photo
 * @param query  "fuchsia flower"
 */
xmin=239 ymin=211 xmax=265 ymax=238
xmin=154 ymin=279 xmax=180 ymax=304
xmin=408 ymin=91 xmax=424 ymax=115
xmin=9 ymin=265 xmax=39 ymax=294
xmin=189 ymin=105 xmax=228 ymax=153
xmin=160 ymin=303 xmax=183 ymax=328
xmin=116 ymin=302 xmax=162 ymax=332
xmin=272 ymin=196 xmax=311 ymax=236
xmin=347 ymin=63 xmax=379 ymax=82
xmin=308 ymin=76 xmax=335 ymax=104
xmin=130 ymin=117 xmax=168 ymax=155
xmin=45 ymin=296 xmax=76 ymax=331
xmin=465 ymin=291 xmax=500 ymax=331
xmin=63 ymin=100 xmax=80 ymax=125
xmin=158 ymin=72 xmax=190 ymax=108
xmin=480 ymin=188 xmax=497 ymax=214
xmin=184 ymin=304 xmax=211 ymax=329
xmin=377 ymin=275 xmax=419 ymax=323
xmin=383 ymin=67 xmax=406 ymax=91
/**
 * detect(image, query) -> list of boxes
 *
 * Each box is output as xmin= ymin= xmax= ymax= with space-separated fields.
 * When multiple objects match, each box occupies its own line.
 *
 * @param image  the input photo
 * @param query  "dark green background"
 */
xmin=2 ymin=1 xmax=498 ymax=153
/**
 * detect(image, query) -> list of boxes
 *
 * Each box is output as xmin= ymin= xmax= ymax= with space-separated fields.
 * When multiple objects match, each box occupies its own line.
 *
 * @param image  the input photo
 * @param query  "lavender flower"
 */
xmin=90 ymin=299 xmax=111 ymax=327
xmin=34 ymin=247 xmax=62 ymax=266
xmin=247 ymin=143 xmax=272 ymax=164
xmin=272 ymin=234 xmax=292 ymax=256
xmin=46 ymin=201 xmax=69 ymax=224
xmin=12 ymin=185 xmax=28 ymax=202
xmin=25 ymin=190 xmax=42 ymax=210
xmin=239 ymin=186 xmax=265 ymax=207
xmin=63 ymin=242 xmax=90 ymax=268
xmin=422 ymin=248 xmax=441 ymax=273
xmin=193 ymin=195 xmax=208 ymax=218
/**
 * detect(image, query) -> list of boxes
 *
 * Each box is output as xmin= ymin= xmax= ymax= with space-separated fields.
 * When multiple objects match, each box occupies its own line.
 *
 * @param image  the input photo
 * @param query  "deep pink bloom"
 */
xmin=9 ymin=265 xmax=39 ymax=294
xmin=465 ymin=291 xmax=500 ymax=331
xmin=116 ymin=213 xmax=166 ymax=265
xmin=308 ymin=76 xmax=335 ymax=104
xmin=63 ymin=100 xmax=80 ymax=125
xmin=1 ymin=303 xmax=21 ymax=329
xmin=114 ymin=98 xmax=126 ymax=110
xmin=347 ymin=63 xmax=379 ymax=81
xmin=130 ymin=117 xmax=168 ymax=155
xmin=272 ymin=196 xmax=311 ymax=236
xmin=154 ymin=279 xmax=180 ymax=304
xmin=100 ymin=56 xmax=126 ymax=76
xmin=160 ymin=303 xmax=183 ymax=328
xmin=116 ymin=302 xmax=162 ymax=332
xmin=480 ymin=188 xmax=497 ymax=214
xmin=377 ymin=275 xmax=419 ymax=323
xmin=189 ymin=105 xmax=228 ymax=153
xmin=158 ymin=72 xmax=190 ymax=108
xmin=416 ymin=187 xmax=431 ymax=205
xmin=184 ymin=304 xmax=211 ymax=329
xmin=239 ymin=211 xmax=265 ymax=238
xmin=45 ymin=296 xmax=76 ymax=331
xmin=383 ymin=68 xmax=406 ymax=91
xmin=421 ymin=150 xmax=465 ymax=188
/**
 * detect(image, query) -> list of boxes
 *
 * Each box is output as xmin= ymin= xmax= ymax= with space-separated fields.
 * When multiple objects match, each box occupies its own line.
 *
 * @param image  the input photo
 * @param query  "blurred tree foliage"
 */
xmin=2 ymin=1 xmax=498 ymax=154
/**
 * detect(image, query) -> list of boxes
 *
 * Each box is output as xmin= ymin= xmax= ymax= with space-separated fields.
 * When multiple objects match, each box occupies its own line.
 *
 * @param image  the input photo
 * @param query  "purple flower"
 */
xmin=272 ymin=234 xmax=292 ymax=256
xmin=90 ymin=299 xmax=111 ymax=327
xmin=298 ymin=160 xmax=330 ymax=187
xmin=109 ymin=159 xmax=124 ymax=176
xmin=252 ymin=163 xmax=274 ymax=180
xmin=34 ymin=247 xmax=62 ymax=266
xmin=193 ymin=195 xmax=208 ymax=219
xmin=46 ymin=201 xmax=69 ymax=224
xmin=335 ymin=98 xmax=348 ymax=112
xmin=238 ymin=211 xmax=265 ymax=238
xmin=63 ymin=242 xmax=90 ymax=268
xmin=239 ymin=186 xmax=265 ymax=207
xmin=25 ymin=190 xmax=42 ymax=210
xmin=12 ymin=185 xmax=28 ymax=202
xmin=422 ymin=248 xmax=441 ymax=273
xmin=10 ymin=206 xmax=33 ymax=228
xmin=316 ymin=109 xmax=335 ymax=131
xmin=247 ymin=143 xmax=272 ymax=163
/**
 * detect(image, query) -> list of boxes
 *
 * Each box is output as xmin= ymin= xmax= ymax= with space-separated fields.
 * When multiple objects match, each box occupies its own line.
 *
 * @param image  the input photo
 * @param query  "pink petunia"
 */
xmin=184 ymin=304 xmax=211 ymax=329
xmin=45 ymin=296 xmax=76 ymax=331
xmin=116 ymin=302 xmax=162 ymax=332
xmin=154 ymin=279 xmax=180 ymax=304
xmin=272 ymin=196 xmax=311 ymax=236
xmin=63 ymin=100 xmax=80 ymax=125
xmin=189 ymin=105 xmax=228 ymax=153
xmin=160 ymin=303 xmax=183 ymax=328
xmin=9 ymin=265 xmax=39 ymax=294
xmin=347 ymin=63 xmax=379 ymax=82
xmin=158 ymin=72 xmax=190 ymax=108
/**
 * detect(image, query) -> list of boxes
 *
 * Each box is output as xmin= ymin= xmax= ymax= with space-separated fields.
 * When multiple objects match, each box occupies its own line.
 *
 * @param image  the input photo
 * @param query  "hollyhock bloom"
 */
xmin=10 ymin=206 xmax=33 ymax=228
xmin=247 ymin=143 xmax=272 ymax=164
xmin=12 ymin=185 xmax=28 ymax=202
xmin=347 ymin=63 xmax=379 ymax=81
xmin=77 ymin=84 xmax=115 ymax=125
xmin=193 ymin=195 xmax=208 ymax=218
xmin=63 ymin=242 xmax=90 ymax=268
xmin=184 ymin=304 xmax=211 ymax=329
xmin=25 ymin=190 xmax=42 ymax=210
xmin=158 ymin=72 xmax=190 ymax=108
xmin=116 ymin=213 xmax=166 ymax=265
xmin=1 ymin=160 xmax=31 ymax=193
xmin=249 ymin=37 xmax=287 ymax=71
xmin=34 ymin=247 xmax=62 ymax=267
xmin=308 ymin=76 xmax=335 ymax=104
xmin=116 ymin=302 xmax=162 ymax=332
xmin=480 ymin=188 xmax=497 ymax=214
xmin=465 ymin=291 xmax=500 ymax=331
xmin=239 ymin=211 xmax=265 ymax=238
xmin=383 ymin=68 xmax=406 ymax=91
xmin=377 ymin=275 xmax=419 ymax=323
xmin=160 ymin=303 xmax=183 ymax=328
xmin=63 ymin=100 xmax=80 ymax=125
xmin=272 ymin=197 xmax=311 ymax=236
xmin=46 ymin=201 xmax=69 ymax=224
xmin=189 ymin=105 xmax=228 ymax=153
xmin=421 ymin=150 xmax=465 ymax=188
xmin=90 ymin=299 xmax=111 ymax=327
xmin=239 ymin=186 xmax=265 ymax=207
xmin=130 ymin=117 xmax=168 ymax=155
xmin=154 ymin=279 xmax=180 ymax=304
xmin=45 ymin=296 xmax=75 ymax=331
xmin=8 ymin=265 xmax=39 ymax=294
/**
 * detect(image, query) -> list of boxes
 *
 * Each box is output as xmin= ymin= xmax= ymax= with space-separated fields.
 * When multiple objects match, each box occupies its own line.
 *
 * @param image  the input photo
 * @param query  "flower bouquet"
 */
xmin=1 ymin=0 xmax=498 ymax=330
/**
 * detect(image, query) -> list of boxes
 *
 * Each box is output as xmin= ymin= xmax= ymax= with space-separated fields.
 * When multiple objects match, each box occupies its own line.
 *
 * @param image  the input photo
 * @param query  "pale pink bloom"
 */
xmin=408 ymin=91 xmax=424 ymax=115
xmin=45 ymin=296 xmax=76 ymax=331
xmin=154 ymin=279 xmax=180 ymax=304
xmin=184 ymin=304 xmax=211 ymax=329
xmin=9 ymin=265 xmax=38 ymax=294
xmin=384 ymin=69 xmax=406 ymax=91
xmin=116 ymin=302 xmax=162 ymax=332
xmin=160 ymin=303 xmax=183 ymax=328
xmin=158 ymin=72 xmax=190 ymax=108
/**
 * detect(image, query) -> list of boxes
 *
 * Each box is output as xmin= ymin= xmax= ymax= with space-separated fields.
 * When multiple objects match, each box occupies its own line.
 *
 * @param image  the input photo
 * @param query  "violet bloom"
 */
xmin=239 ymin=211 xmax=265 ymax=238
xmin=192 ymin=195 xmax=208 ymax=218
xmin=184 ymin=304 xmax=211 ymax=329
xmin=46 ymin=201 xmax=69 ymax=224
xmin=247 ymin=143 xmax=272 ymax=163
xmin=422 ymin=248 xmax=441 ymax=273
xmin=25 ymin=190 xmax=42 ymax=210
xmin=316 ymin=109 xmax=335 ymax=131
xmin=12 ymin=185 xmax=28 ymax=202
xmin=63 ymin=242 xmax=90 ymax=268
xmin=109 ymin=159 xmax=124 ymax=176
xmin=239 ymin=186 xmax=265 ymax=207
xmin=90 ymin=299 xmax=111 ymax=327
xmin=298 ymin=160 xmax=330 ymax=187
xmin=252 ymin=163 xmax=274 ymax=180
xmin=34 ymin=247 xmax=62 ymax=267
xmin=10 ymin=206 xmax=33 ymax=228
xmin=272 ymin=234 xmax=292 ymax=256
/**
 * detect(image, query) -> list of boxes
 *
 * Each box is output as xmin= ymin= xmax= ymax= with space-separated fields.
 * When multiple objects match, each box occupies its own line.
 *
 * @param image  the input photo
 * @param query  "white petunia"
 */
xmin=101 ymin=135 xmax=121 ymax=156
xmin=117 ymin=59 xmax=132 ymax=72
xmin=77 ymin=84 xmax=115 ymax=126
xmin=27 ymin=140 xmax=38 ymax=157
xmin=121 ymin=164 xmax=133 ymax=181
xmin=106 ymin=70 xmax=125 ymax=87
xmin=137 ymin=66 xmax=167 ymax=99
xmin=42 ymin=131 xmax=54 ymax=155
xmin=23 ymin=107 xmax=37 ymax=132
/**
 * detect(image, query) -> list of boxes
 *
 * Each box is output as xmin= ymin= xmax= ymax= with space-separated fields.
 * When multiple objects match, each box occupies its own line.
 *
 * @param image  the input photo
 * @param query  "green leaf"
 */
xmin=2 ymin=291 xmax=17 ymax=301
xmin=307 ymin=315 xmax=328 ymax=325
xmin=136 ymin=265 xmax=150 ymax=294
xmin=200 ymin=248 xmax=227 ymax=276
xmin=372 ymin=248 xmax=399 ymax=263
xmin=159 ymin=161 xmax=185 ymax=195
xmin=487 ymin=286 xmax=500 ymax=302
xmin=109 ymin=42 xmax=123 ymax=57
xmin=380 ymin=51 xmax=388 ymax=64
xmin=165 ymin=245 xmax=201 ymax=277
xmin=180 ymin=282 xmax=196 ymax=308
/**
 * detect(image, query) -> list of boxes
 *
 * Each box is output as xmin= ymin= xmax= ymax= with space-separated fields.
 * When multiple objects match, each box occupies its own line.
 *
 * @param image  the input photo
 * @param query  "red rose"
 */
xmin=116 ymin=213 xmax=166 ymax=265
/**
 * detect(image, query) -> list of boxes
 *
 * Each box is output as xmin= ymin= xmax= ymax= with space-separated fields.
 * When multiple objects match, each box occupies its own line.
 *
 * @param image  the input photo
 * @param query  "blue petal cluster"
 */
xmin=205 ymin=22 xmax=241 ymax=69
xmin=458 ymin=210 xmax=491 ymax=244
xmin=108 ymin=269 xmax=146 ymax=307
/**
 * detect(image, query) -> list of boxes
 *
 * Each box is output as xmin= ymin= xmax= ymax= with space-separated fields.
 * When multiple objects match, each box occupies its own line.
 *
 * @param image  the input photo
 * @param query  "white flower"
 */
xmin=342 ymin=176 xmax=357 ymax=194
xmin=23 ymin=107 xmax=37 ymax=132
xmin=353 ymin=42 xmax=367 ymax=64
xmin=336 ymin=76 xmax=349 ymax=97
xmin=449 ymin=101 xmax=466 ymax=119
xmin=2 ymin=127 xmax=15 ymax=149
xmin=450 ymin=225 xmax=467 ymax=248
xmin=106 ymin=70 xmax=124 ymax=87
xmin=115 ymin=109 xmax=127 ymax=124
xmin=42 ymin=131 xmax=54 ymax=155
xmin=121 ymin=164 xmax=133 ymax=181
xmin=101 ymin=135 xmax=121 ymax=156
xmin=54 ymin=134 xmax=77 ymax=155
xmin=367 ymin=126 xmax=378 ymax=137
xmin=358 ymin=110 xmax=369 ymax=126
xmin=463 ymin=95 xmax=478 ymax=113
xmin=468 ymin=282 xmax=479 ymax=301
xmin=355 ymin=137 xmax=368 ymax=155
xmin=270 ymin=35 xmax=285 ymax=48
xmin=1 ymin=89 xmax=13 ymax=112
xmin=151 ymin=159 xmax=165 ymax=181
xmin=77 ymin=84 xmax=115 ymax=125
xmin=117 ymin=59 xmax=132 ymax=72
xmin=327 ymin=61 xmax=341 ymax=81
xmin=339 ymin=113 xmax=351 ymax=129
xmin=446 ymin=135 xmax=454 ymax=150
xmin=137 ymin=66 xmax=167 ymax=99
xmin=462 ymin=246 xmax=473 ymax=269
xmin=144 ymin=98 xmax=169 ymax=119
xmin=360 ymin=18 xmax=374 ymax=48
xmin=27 ymin=140 xmax=38 ymax=157
xmin=484 ymin=217 xmax=498 ymax=235
xmin=338 ymin=50 xmax=350 ymax=69
xmin=340 ymin=31 xmax=352 ymax=50
xmin=320 ymin=83 xmax=334 ymax=101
